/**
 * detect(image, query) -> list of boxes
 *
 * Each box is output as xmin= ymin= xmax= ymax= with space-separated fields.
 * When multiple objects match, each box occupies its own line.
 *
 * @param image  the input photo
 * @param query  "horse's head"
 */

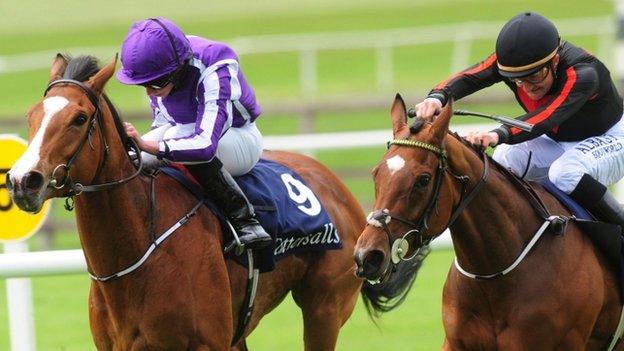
xmin=355 ymin=94 xmax=456 ymax=282
xmin=6 ymin=54 xmax=118 ymax=213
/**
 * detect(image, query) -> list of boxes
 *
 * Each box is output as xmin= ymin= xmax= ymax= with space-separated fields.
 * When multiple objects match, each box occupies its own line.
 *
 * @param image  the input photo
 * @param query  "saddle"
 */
xmin=159 ymin=159 xmax=343 ymax=273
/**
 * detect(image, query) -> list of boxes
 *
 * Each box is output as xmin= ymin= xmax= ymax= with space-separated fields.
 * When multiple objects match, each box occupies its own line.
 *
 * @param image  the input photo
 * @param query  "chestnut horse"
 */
xmin=354 ymin=95 xmax=624 ymax=350
xmin=7 ymin=54 xmax=375 ymax=350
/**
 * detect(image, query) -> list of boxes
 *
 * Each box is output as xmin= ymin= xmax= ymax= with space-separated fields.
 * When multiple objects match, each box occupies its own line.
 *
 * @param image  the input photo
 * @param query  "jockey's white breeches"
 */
xmin=492 ymin=117 xmax=624 ymax=193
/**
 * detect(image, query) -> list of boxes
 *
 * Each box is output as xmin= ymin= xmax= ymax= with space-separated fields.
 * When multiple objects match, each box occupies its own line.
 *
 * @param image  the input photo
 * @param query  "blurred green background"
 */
xmin=0 ymin=0 xmax=617 ymax=349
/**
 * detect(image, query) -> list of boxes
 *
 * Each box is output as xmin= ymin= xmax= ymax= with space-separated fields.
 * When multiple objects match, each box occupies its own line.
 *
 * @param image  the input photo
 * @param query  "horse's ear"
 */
xmin=431 ymin=98 xmax=453 ymax=142
xmin=87 ymin=54 xmax=118 ymax=95
xmin=49 ymin=53 xmax=68 ymax=82
xmin=391 ymin=93 xmax=408 ymax=136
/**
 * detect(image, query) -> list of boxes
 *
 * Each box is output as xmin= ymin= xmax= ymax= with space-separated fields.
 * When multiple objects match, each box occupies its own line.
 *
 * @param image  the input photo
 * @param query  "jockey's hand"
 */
xmin=124 ymin=122 xmax=159 ymax=154
xmin=414 ymin=98 xmax=442 ymax=121
xmin=466 ymin=131 xmax=499 ymax=148
xmin=124 ymin=122 xmax=141 ymax=140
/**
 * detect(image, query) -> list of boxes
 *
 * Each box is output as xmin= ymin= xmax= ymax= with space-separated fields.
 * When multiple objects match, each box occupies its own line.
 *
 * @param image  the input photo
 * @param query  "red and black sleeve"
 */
xmin=427 ymin=53 xmax=502 ymax=106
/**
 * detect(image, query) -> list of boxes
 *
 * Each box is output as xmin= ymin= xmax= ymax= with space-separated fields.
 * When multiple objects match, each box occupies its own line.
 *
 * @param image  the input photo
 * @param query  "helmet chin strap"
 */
xmin=171 ymin=61 xmax=189 ymax=91
xmin=549 ymin=50 xmax=560 ymax=80
xmin=549 ymin=59 xmax=558 ymax=80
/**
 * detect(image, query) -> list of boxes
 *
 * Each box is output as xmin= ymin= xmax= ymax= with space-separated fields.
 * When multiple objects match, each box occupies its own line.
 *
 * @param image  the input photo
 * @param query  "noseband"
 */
xmin=365 ymin=136 xmax=489 ymax=284
xmin=44 ymin=79 xmax=143 ymax=208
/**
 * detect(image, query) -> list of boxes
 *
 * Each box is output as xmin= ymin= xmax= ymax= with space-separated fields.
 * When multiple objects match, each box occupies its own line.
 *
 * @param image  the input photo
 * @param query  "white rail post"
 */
xmin=450 ymin=28 xmax=473 ymax=73
xmin=298 ymin=47 xmax=318 ymax=156
xmin=4 ymin=242 xmax=36 ymax=351
xmin=375 ymin=45 xmax=393 ymax=92
xmin=299 ymin=47 xmax=318 ymax=96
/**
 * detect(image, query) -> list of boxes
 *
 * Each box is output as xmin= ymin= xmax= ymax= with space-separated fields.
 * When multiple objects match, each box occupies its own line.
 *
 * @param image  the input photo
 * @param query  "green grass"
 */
xmin=0 ymin=250 xmax=454 ymax=350
xmin=0 ymin=0 xmax=615 ymax=119
xmin=0 ymin=0 xmax=616 ymax=349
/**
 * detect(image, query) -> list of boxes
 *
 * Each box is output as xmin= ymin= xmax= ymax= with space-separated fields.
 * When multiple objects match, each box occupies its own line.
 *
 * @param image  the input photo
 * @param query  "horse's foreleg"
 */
xmin=299 ymin=303 xmax=343 ymax=351
xmin=293 ymin=283 xmax=356 ymax=351
xmin=441 ymin=338 xmax=457 ymax=351
xmin=89 ymin=285 xmax=113 ymax=351
xmin=293 ymin=261 xmax=361 ymax=350
xmin=231 ymin=338 xmax=249 ymax=351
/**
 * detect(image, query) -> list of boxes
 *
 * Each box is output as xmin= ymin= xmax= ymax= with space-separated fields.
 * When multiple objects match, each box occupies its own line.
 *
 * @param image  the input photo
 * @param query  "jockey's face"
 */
xmin=145 ymin=83 xmax=174 ymax=98
xmin=514 ymin=54 xmax=560 ymax=101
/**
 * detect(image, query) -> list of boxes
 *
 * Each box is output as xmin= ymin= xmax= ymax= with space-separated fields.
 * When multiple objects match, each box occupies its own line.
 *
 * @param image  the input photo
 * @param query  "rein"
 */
xmin=365 ymin=136 xmax=489 ymax=284
xmin=44 ymin=79 xmax=143 ymax=206
xmin=369 ymin=132 xmax=572 ymax=283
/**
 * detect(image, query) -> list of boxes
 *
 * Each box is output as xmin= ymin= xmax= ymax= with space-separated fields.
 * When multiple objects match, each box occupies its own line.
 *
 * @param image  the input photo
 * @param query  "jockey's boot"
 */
xmin=186 ymin=159 xmax=272 ymax=251
xmin=570 ymin=173 xmax=624 ymax=230
xmin=592 ymin=191 xmax=624 ymax=229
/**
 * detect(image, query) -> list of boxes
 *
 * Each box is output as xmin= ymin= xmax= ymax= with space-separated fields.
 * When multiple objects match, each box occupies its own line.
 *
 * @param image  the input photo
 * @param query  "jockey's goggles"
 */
xmin=139 ymin=63 xmax=187 ymax=89
xmin=510 ymin=65 xmax=551 ymax=85
xmin=139 ymin=70 xmax=177 ymax=89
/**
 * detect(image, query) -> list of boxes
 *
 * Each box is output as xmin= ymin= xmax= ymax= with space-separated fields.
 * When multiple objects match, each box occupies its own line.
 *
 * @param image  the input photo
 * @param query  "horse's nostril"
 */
xmin=22 ymin=171 xmax=44 ymax=191
xmin=364 ymin=250 xmax=385 ymax=272
xmin=355 ymin=249 xmax=386 ymax=279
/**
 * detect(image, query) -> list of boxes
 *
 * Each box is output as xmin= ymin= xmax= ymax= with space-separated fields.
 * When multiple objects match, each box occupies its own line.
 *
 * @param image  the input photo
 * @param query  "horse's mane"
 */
xmin=446 ymin=129 xmax=528 ymax=184
xmin=62 ymin=55 xmax=100 ymax=82
xmin=57 ymin=54 xmax=130 ymax=147
xmin=409 ymin=118 xmax=523 ymax=182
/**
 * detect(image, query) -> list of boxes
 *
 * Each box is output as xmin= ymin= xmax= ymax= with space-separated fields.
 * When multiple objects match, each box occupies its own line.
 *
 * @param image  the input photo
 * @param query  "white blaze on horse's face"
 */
xmin=386 ymin=155 xmax=406 ymax=175
xmin=10 ymin=96 xmax=69 ymax=179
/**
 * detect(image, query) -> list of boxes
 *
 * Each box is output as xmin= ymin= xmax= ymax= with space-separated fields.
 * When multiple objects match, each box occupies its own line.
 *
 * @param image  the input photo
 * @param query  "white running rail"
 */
xmin=0 ymin=17 xmax=614 ymax=93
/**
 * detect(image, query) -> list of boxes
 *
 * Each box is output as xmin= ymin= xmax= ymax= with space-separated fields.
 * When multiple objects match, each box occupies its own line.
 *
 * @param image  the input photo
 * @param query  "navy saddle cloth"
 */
xmin=539 ymin=180 xmax=592 ymax=220
xmin=161 ymin=159 xmax=342 ymax=272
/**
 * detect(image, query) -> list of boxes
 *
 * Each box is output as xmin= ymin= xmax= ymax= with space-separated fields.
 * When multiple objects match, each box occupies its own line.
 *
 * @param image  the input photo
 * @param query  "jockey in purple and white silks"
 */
xmin=117 ymin=17 xmax=271 ymax=251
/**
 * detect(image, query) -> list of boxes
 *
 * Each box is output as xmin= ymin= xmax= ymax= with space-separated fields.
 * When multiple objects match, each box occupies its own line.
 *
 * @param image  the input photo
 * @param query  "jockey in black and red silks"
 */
xmin=415 ymin=12 xmax=624 ymax=230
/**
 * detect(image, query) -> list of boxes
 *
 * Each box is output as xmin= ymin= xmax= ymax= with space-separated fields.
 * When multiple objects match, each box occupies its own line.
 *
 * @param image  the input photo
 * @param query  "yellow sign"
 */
xmin=0 ymin=135 xmax=51 ymax=242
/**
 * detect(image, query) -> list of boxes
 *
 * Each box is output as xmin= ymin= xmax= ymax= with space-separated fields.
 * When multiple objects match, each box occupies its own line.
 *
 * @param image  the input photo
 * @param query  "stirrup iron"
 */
xmin=224 ymin=220 xmax=245 ymax=256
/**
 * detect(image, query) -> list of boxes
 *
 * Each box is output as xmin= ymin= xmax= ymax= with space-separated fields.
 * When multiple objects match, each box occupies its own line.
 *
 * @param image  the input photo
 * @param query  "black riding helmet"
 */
xmin=496 ymin=12 xmax=560 ymax=78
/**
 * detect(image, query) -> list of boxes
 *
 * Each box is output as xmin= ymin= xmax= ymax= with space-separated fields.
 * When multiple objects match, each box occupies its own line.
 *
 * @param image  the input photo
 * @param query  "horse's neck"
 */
xmin=74 ymin=132 xmax=152 ymax=278
xmin=447 ymin=142 xmax=543 ymax=275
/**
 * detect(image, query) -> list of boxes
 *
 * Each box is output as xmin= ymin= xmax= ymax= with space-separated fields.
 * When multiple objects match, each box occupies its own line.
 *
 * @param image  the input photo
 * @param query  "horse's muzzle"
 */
xmin=354 ymin=248 xmax=386 ymax=280
xmin=7 ymin=171 xmax=46 ymax=213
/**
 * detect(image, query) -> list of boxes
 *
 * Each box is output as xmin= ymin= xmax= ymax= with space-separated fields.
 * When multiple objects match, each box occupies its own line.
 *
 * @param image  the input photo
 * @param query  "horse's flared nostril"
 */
xmin=22 ymin=171 xmax=45 ymax=192
xmin=354 ymin=249 xmax=386 ymax=280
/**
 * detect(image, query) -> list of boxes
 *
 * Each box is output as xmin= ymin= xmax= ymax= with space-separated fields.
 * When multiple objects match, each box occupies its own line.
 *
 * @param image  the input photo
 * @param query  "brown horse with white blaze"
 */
xmin=7 ymin=54 xmax=374 ymax=350
xmin=354 ymin=94 xmax=624 ymax=350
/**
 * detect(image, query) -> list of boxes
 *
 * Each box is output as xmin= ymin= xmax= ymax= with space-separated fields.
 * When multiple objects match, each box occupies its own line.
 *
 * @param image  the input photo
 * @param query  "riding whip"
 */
xmin=406 ymin=108 xmax=534 ymax=132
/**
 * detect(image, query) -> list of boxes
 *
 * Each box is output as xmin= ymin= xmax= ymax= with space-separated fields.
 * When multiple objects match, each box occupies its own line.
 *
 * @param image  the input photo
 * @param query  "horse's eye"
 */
xmin=73 ymin=114 xmax=88 ymax=126
xmin=416 ymin=173 xmax=431 ymax=188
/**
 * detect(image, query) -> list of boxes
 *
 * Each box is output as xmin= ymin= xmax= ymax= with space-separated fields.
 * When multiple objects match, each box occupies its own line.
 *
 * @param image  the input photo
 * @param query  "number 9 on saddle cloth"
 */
xmin=160 ymin=159 xmax=343 ymax=272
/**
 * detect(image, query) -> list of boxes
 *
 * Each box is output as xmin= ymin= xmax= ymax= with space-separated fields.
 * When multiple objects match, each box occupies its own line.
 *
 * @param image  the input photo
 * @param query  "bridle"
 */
xmin=44 ymin=79 xmax=143 ymax=208
xmin=365 ymin=136 xmax=489 ymax=284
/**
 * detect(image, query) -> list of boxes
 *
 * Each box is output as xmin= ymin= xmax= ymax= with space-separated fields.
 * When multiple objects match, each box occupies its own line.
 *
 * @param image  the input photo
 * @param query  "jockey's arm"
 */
xmin=416 ymin=53 xmax=502 ymax=119
xmin=156 ymin=65 xmax=237 ymax=162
